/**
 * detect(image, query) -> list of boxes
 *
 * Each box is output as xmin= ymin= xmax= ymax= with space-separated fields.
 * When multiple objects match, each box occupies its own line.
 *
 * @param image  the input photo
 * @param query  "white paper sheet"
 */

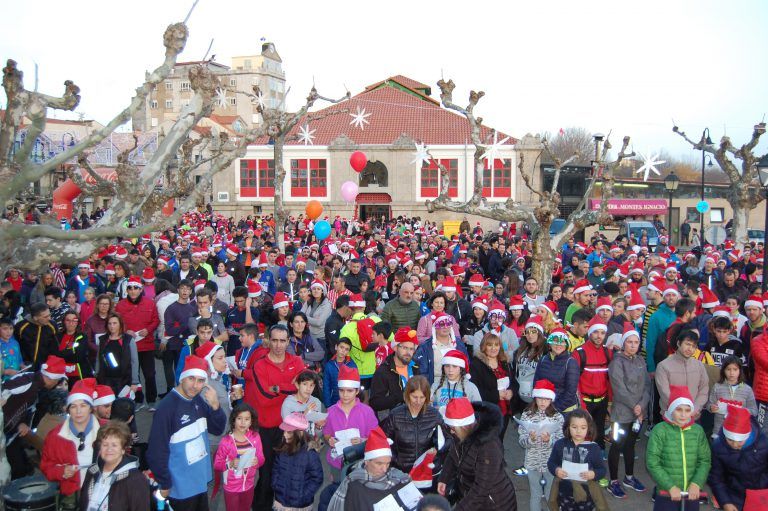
xmin=334 ymin=428 xmax=360 ymax=441
xmin=225 ymin=356 xmax=238 ymax=371
xmin=717 ymin=401 xmax=729 ymax=415
xmin=561 ymin=460 xmax=590 ymax=481
xmin=235 ymin=448 xmax=255 ymax=476
xmin=397 ymin=482 xmax=423 ymax=508
xmin=373 ymin=494 xmax=403 ymax=511
xmin=332 ymin=439 xmax=352 ymax=459
xmin=514 ymin=417 xmax=561 ymax=435
xmin=497 ymin=376 xmax=510 ymax=391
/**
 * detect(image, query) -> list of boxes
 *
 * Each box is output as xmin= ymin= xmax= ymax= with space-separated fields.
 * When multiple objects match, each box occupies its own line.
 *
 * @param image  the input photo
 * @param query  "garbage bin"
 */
xmin=443 ymin=221 xmax=462 ymax=238
xmin=2 ymin=475 xmax=58 ymax=511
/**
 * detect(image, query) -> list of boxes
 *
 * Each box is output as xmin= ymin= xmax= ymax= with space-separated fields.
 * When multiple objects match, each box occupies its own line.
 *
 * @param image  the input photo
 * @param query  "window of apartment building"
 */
xmin=165 ymin=82 xmax=173 ymax=90
xmin=150 ymin=100 xmax=158 ymax=109
xmin=710 ymin=208 xmax=724 ymax=223
xmin=244 ymin=59 xmax=252 ymax=69
xmin=165 ymin=99 xmax=173 ymax=109
xmin=482 ymin=158 xmax=512 ymax=197
xmin=420 ymin=159 xmax=458 ymax=198
xmin=180 ymin=82 xmax=191 ymax=91
xmin=230 ymin=78 xmax=237 ymax=87
xmin=240 ymin=159 xmax=275 ymax=198
xmin=290 ymin=158 xmax=327 ymax=197
xmin=151 ymin=118 xmax=158 ymax=127
xmin=229 ymin=97 xmax=237 ymax=106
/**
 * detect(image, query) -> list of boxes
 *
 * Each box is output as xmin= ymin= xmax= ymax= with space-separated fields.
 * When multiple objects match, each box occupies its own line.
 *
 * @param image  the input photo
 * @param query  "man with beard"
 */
xmin=369 ymin=326 xmax=420 ymax=414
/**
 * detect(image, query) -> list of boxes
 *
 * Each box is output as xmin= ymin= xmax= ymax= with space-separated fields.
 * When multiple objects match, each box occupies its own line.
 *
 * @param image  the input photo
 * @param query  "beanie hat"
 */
xmin=337 ymin=365 xmax=361 ymax=389
xmin=665 ymin=385 xmax=695 ymax=422
xmin=508 ymin=295 xmax=525 ymax=311
xmin=442 ymin=349 xmax=469 ymax=370
xmin=195 ymin=341 xmax=223 ymax=373
xmin=93 ymin=385 xmax=116 ymax=407
xmin=179 ymin=355 xmax=208 ymax=381
xmin=699 ymin=284 xmax=720 ymax=309
xmin=722 ymin=405 xmax=752 ymax=441
xmin=67 ymin=377 xmax=98 ymax=406
xmin=443 ymin=398 xmax=476 ymax=427
xmin=409 ymin=449 xmax=437 ymax=489
xmin=247 ymin=280 xmax=262 ymax=298
xmin=272 ymin=292 xmax=289 ymax=309
xmin=393 ymin=327 xmax=418 ymax=345
xmin=41 ymin=355 xmax=67 ymax=380
xmin=364 ymin=426 xmax=393 ymax=460
xmin=587 ymin=316 xmax=608 ymax=336
xmin=532 ymin=379 xmax=556 ymax=400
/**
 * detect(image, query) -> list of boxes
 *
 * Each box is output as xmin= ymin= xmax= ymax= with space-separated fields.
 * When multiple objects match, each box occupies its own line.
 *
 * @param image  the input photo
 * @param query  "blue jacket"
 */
xmin=322 ymin=357 xmax=357 ymax=408
xmin=708 ymin=419 xmax=768 ymax=510
xmin=146 ymin=388 xmax=226 ymax=499
xmin=534 ymin=350 xmax=580 ymax=413
xmin=413 ymin=338 xmax=469 ymax=386
xmin=259 ymin=271 xmax=276 ymax=296
xmin=271 ymin=446 xmax=324 ymax=508
xmin=645 ymin=303 xmax=676 ymax=372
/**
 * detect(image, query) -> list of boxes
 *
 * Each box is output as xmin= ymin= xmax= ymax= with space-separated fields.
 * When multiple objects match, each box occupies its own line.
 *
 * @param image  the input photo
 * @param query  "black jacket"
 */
xmin=369 ymin=354 xmax=420 ymax=413
xmin=438 ymin=402 xmax=517 ymax=511
xmin=324 ymin=310 xmax=346 ymax=350
xmin=380 ymin=403 xmax=445 ymax=472
xmin=16 ymin=320 xmax=58 ymax=370
xmin=96 ymin=333 xmax=133 ymax=392
xmin=79 ymin=455 xmax=150 ymax=511
xmin=56 ymin=331 xmax=94 ymax=379
xmin=469 ymin=354 xmax=512 ymax=412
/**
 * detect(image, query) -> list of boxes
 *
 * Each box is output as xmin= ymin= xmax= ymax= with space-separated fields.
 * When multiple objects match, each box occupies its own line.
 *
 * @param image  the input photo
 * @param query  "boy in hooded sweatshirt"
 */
xmin=646 ymin=385 xmax=712 ymax=511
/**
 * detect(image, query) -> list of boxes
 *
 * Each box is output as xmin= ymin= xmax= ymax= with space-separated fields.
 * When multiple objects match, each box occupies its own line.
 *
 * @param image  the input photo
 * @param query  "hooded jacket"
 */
xmin=380 ymin=403 xmax=445 ymax=472
xmin=438 ymin=402 xmax=517 ymax=511
xmin=534 ymin=350 xmax=580 ymax=413
xmin=646 ymin=419 xmax=711 ymax=492
xmin=369 ymin=353 xmax=420 ymax=413
xmin=213 ymin=430 xmax=265 ymax=493
xmin=470 ymin=351 xmax=513 ymax=410
xmin=608 ymin=350 xmax=652 ymax=424
xmin=752 ymin=332 xmax=768 ymax=402
xmin=79 ymin=454 xmax=150 ymax=511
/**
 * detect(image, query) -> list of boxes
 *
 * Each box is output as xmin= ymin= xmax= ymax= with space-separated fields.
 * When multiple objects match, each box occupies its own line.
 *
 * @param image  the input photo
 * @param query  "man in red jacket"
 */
xmin=115 ymin=276 xmax=159 ymax=409
xmin=245 ymin=323 xmax=305 ymax=509
xmin=752 ymin=331 xmax=768 ymax=434
xmin=573 ymin=315 xmax=613 ymax=455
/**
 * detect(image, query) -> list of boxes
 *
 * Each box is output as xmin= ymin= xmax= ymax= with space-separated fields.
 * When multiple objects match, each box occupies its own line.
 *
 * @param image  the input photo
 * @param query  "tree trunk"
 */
xmin=273 ymin=138 xmax=287 ymax=252
xmin=730 ymin=201 xmax=750 ymax=249
xmin=531 ymin=229 xmax=556 ymax=294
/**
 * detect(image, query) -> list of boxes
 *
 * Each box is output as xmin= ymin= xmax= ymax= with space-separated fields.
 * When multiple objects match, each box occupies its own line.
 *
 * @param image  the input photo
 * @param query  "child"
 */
xmin=0 ymin=317 xmax=22 ymax=380
xmin=547 ymin=409 xmax=607 ymax=510
xmin=518 ymin=380 xmax=564 ymax=511
xmin=214 ymin=403 xmax=265 ymax=511
xmin=373 ymin=321 xmax=393 ymax=368
xmin=707 ymin=356 xmax=757 ymax=438
xmin=175 ymin=318 xmax=214 ymax=384
xmin=281 ymin=370 xmax=326 ymax=436
xmin=322 ymin=337 xmax=356 ymax=408
xmin=272 ymin=412 xmax=324 ymax=511
xmin=430 ymin=350 xmax=481 ymax=411
xmin=647 ymin=385 xmax=711 ymax=511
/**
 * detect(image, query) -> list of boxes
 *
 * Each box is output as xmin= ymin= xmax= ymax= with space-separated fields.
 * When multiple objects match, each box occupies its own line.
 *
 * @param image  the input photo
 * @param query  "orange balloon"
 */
xmin=305 ymin=200 xmax=323 ymax=220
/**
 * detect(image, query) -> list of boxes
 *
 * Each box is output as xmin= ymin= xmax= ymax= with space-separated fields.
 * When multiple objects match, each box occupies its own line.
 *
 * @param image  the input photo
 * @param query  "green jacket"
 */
xmin=341 ymin=312 xmax=380 ymax=378
xmin=646 ymin=421 xmax=711 ymax=492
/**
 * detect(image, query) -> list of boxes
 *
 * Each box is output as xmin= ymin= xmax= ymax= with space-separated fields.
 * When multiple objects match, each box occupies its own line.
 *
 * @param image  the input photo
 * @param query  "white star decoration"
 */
xmin=349 ymin=106 xmax=371 ymax=130
xmin=254 ymin=91 xmax=267 ymax=110
xmin=411 ymin=142 xmax=432 ymax=166
xmin=298 ymin=124 xmax=316 ymax=146
xmin=215 ymin=88 xmax=228 ymax=108
xmin=480 ymin=131 xmax=510 ymax=170
xmin=635 ymin=150 xmax=666 ymax=182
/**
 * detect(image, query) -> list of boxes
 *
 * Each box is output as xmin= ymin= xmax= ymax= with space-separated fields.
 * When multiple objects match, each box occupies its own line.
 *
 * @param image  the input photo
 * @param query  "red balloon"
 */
xmin=350 ymin=151 xmax=367 ymax=173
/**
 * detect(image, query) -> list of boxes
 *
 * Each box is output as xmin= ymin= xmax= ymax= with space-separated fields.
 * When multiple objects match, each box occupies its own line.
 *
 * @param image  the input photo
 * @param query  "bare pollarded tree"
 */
xmin=673 ymin=122 xmax=766 ymax=248
xmin=426 ymin=79 xmax=634 ymax=292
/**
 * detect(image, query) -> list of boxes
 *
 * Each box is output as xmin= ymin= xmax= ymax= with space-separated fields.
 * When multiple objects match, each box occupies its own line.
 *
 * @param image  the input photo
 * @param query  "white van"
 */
xmin=618 ymin=220 xmax=660 ymax=249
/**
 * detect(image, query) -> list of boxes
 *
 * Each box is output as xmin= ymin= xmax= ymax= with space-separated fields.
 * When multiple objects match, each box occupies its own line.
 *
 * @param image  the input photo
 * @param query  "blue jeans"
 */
xmin=527 ymin=469 xmax=554 ymax=511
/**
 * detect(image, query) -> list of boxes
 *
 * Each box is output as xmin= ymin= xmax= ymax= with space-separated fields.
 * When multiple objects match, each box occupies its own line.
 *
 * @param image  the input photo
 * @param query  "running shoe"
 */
xmin=607 ymin=480 xmax=627 ymax=499
xmin=622 ymin=476 xmax=646 ymax=492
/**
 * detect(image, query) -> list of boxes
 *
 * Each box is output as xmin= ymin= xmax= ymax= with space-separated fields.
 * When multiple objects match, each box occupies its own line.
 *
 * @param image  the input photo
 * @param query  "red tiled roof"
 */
xmin=209 ymin=115 xmax=240 ymax=126
xmin=356 ymin=192 xmax=392 ymax=203
xmin=255 ymin=78 xmax=516 ymax=147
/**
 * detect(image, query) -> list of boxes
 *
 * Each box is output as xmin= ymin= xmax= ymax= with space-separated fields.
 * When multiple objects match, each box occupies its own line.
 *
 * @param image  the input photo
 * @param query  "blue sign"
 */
xmin=696 ymin=200 xmax=710 ymax=214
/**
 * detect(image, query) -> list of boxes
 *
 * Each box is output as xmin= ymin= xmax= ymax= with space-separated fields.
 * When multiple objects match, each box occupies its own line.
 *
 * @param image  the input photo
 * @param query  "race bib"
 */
xmin=185 ymin=435 xmax=207 ymax=465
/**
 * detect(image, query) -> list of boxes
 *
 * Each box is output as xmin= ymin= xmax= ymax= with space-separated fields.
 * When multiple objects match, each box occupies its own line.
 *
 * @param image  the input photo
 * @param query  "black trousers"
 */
xmin=137 ymin=350 xmax=157 ymax=403
xmin=252 ymin=426 xmax=282 ymax=510
xmin=161 ymin=348 xmax=180 ymax=394
xmin=608 ymin=421 xmax=639 ymax=480
xmin=6 ymin=438 xmax=32 ymax=480
xmin=168 ymin=492 xmax=209 ymax=511
xmin=585 ymin=399 xmax=609 ymax=450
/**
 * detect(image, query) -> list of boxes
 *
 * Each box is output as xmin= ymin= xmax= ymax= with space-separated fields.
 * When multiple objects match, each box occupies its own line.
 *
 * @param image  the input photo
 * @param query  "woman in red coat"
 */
xmin=40 ymin=378 xmax=101 ymax=511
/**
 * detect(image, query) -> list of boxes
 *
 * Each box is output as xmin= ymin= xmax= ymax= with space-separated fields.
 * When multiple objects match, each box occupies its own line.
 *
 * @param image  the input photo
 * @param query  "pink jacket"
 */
xmin=213 ymin=431 xmax=265 ymax=493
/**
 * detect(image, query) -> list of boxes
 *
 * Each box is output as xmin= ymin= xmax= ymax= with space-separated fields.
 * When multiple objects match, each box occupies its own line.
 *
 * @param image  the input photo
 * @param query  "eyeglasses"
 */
xmin=77 ymin=432 xmax=86 ymax=451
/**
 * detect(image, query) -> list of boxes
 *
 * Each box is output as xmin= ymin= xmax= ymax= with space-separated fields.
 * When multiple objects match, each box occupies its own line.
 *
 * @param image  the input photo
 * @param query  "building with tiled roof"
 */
xmin=212 ymin=75 xmax=536 ymax=222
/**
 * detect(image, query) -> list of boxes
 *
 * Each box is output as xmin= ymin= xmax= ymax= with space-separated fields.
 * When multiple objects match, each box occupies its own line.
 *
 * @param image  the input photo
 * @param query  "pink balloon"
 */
xmin=341 ymin=181 xmax=359 ymax=203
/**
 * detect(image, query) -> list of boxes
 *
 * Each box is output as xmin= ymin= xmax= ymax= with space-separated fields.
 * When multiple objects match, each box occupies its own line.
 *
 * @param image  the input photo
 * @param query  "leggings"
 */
xmin=223 ymin=489 xmax=254 ymax=511
xmin=608 ymin=421 xmax=639 ymax=481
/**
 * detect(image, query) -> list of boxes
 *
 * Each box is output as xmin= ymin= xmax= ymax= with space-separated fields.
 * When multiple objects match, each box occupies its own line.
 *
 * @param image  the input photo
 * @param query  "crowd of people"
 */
xmin=1 ymin=209 xmax=768 ymax=511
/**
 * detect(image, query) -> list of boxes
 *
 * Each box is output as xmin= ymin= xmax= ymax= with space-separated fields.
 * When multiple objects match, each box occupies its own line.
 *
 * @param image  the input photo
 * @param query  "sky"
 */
xmin=1 ymin=0 xmax=766 ymax=161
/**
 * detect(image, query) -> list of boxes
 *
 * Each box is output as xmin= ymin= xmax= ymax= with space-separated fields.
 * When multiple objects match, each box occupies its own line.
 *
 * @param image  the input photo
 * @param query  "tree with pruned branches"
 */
xmin=673 ymin=122 xmax=766 ymax=248
xmin=426 ymin=79 xmax=634 ymax=293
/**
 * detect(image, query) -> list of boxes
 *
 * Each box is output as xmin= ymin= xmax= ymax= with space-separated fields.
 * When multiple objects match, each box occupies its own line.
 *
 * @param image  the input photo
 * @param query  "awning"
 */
xmin=356 ymin=193 xmax=392 ymax=204
xmin=589 ymin=199 xmax=667 ymax=215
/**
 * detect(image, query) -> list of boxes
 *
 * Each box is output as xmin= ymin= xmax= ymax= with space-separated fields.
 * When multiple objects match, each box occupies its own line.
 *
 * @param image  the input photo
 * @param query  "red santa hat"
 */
xmin=664 ymin=261 xmax=678 ymax=275
xmin=93 ymin=385 xmax=116 ymax=407
xmin=247 ymin=280 xmax=262 ymax=298
xmin=508 ymin=295 xmax=525 ymax=311
xmin=272 ymin=292 xmax=289 ymax=309
xmin=364 ymin=426 xmax=394 ymax=460
xmin=622 ymin=322 xmax=641 ymax=344
xmin=488 ymin=300 xmax=507 ymax=318
xmin=471 ymin=296 xmax=488 ymax=312
xmin=393 ymin=327 xmax=418 ymax=345
xmin=699 ymin=284 xmax=720 ymax=309
xmin=310 ymin=279 xmax=328 ymax=295
xmin=540 ymin=301 xmax=558 ymax=318
xmin=442 ymin=349 xmax=469 ymax=370
xmin=257 ymin=252 xmax=268 ymax=268
xmin=595 ymin=295 xmax=613 ymax=313
xmin=409 ymin=449 xmax=437 ymax=489
xmin=745 ymin=295 xmax=764 ymax=310
xmin=226 ymin=244 xmax=241 ymax=257
xmin=627 ymin=287 xmax=646 ymax=311
xmin=105 ymin=264 xmax=116 ymax=276
xmin=531 ymin=379 xmax=556 ymax=401
xmin=662 ymin=283 xmax=680 ymax=297
xmin=67 ymin=377 xmax=98 ymax=406
xmin=142 ymin=267 xmax=155 ymax=283
xmin=431 ymin=311 xmax=456 ymax=329
xmin=722 ymin=405 xmax=752 ymax=442
xmin=179 ymin=355 xmax=208 ymax=381
xmin=337 ymin=365 xmax=361 ymax=389
xmin=629 ymin=261 xmax=645 ymax=276
xmin=468 ymin=274 xmax=485 ymax=288
xmin=443 ymin=397 xmax=476 ymax=427
xmin=450 ymin=265 xmax=464 ymax=278
xmin=525 ymin=315 xmax=545 ymax=334
xmin=40 ymin=355 xmax=67 ymax=380
xmin=115 ymin=247 xmax=128 ymax=260
xmin=349 ymin=293 xmax=366 ymax=308
xmin=587 ymin=316 xmax=608 ymax=336
xmin=194 ymin=279 xmax=206 ymax=292
xmin=440 ymin=277 xmax=457 ymax=293
xmin=156 ymin=257 xmax=169 ymax=268
xmin=127 ymin=275 xmax=143 ymax=288
xmin=666 ymin=385 xmax=695 ymax=421
xmin=711 ymin=305 xmax=731 ymax=318
xmin=574 ymin=279 xmax=592 ymax=295
xmin=195 ymin=341 xmax=223 ymax=374
xmin=762 ymin=291 xmax=768 ymax=308
xmin=647 ymin=277 xmax=666 ymax=294
xmin=77 ymin=261 xmax=90 ymax=270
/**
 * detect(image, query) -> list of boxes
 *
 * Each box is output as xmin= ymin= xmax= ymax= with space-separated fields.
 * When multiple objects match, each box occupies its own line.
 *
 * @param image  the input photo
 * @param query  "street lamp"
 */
xmin=756 ymin=154 xmax=768 ymax=292
xmin=664 ymin=171 xmax=680 ymax=243
xmin=700 ymin=128 xmax=713 ymax=247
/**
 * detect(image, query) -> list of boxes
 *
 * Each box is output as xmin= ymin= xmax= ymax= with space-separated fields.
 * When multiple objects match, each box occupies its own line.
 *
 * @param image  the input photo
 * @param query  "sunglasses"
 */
xmin=127 ymin=285 xmax=142 ymax=290
xmin=77 ymin=432 xmax=86 ymax=451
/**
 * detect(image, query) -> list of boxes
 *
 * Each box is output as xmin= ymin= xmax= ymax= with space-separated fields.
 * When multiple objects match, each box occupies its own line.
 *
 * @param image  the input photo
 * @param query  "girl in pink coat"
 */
xmin=214 ymin=403 xmax=265 ymax=511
